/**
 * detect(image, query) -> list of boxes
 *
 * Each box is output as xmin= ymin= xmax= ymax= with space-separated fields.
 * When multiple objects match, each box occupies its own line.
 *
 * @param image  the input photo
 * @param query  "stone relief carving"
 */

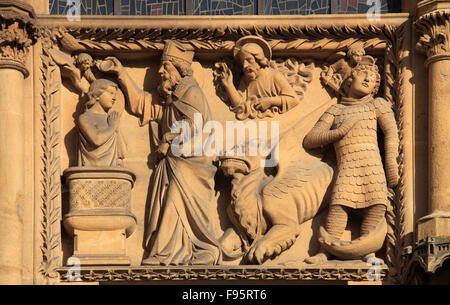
xmin=37 ymin=20 xmax=410 ymax=283
xmin=98 ymin=40 xmax=223 ymax=266
xmin=56 ymin=43 xmax=400 ymax=267
xmin=49 ymin=47 xmax=137 ymax=266
xmin=77 ymin=79 xmax=126 ymax=167
xmin=304 ymin=56 xmax=399 ymax=264
xmin=213 ymin=36 xmax=313 ymax=120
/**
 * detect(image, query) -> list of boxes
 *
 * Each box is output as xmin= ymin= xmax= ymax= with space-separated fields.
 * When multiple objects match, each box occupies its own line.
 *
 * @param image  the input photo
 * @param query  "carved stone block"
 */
xmin=63 ymin=167 xmax=137 ymax=265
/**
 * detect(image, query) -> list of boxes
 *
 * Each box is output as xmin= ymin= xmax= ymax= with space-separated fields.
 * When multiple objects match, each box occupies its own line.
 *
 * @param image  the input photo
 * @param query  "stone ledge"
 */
xmin=57 ymin=263 xmax=388 ymax=282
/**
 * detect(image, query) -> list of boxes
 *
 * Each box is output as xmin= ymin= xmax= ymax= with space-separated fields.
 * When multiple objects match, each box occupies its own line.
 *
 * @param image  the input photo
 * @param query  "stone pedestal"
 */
xmin=0 ymin=0 xmax=36 ymax=284
xmin=63 ymin=167 xmax=137 ymax=266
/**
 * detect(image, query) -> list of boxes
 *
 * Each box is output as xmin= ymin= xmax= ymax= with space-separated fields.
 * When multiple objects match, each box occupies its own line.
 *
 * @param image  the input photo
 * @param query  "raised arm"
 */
xmin=218 ymin=63 xmax=243 ymax=107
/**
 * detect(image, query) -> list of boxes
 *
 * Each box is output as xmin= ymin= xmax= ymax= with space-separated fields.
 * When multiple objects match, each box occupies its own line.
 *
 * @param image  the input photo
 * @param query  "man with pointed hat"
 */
xmin=101 ymin=40 xmax=222 ymax=266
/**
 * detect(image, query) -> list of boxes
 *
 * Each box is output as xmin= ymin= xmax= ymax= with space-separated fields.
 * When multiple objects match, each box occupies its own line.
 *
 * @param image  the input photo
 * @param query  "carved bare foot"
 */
xmin=246 ymin=225 xmax=299 ymax=264
xmin=219 ymin=228 xmax=243 ymax=254
xmin=304 ymin=252 xmax=328 ymax=264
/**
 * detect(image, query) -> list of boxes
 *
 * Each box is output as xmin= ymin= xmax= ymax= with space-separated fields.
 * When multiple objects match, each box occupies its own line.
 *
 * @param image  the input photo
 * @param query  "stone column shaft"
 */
xmin=0 ymin=69 xmax=25 ymax=283
xmin=428 ymin=59 xmax=450 ymax=214
xmin=0 ymin=0 xmax=36 ymax=284
xmin=415 ymin=3 xmax=450 ymax=240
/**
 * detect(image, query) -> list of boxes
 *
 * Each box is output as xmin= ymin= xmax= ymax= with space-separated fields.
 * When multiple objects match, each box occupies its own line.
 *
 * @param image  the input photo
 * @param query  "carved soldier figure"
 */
xmin=99 ymin=41 xmax=222 ymax=266
xmin=217 ymin=36 xmax=300 ymax=119
xmin=77 ymin=79 xmax=126 ymax=167
xmin=303 ymin=56 xmax=399 ymax=263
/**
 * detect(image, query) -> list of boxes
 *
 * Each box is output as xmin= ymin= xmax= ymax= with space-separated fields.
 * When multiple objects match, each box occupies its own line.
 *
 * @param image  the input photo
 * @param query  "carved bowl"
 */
xmin=219 ymin=157 xmax=250 ymax=176
xmin=62 ymin=167 xmax=137 ymax=237
xmin=97 ymin=59 xmax=116 ymax=73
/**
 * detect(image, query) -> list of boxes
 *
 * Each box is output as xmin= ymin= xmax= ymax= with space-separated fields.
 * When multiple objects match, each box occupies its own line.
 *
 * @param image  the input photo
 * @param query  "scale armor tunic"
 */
xmin=325 ymin=97 xmax=397 ymax=209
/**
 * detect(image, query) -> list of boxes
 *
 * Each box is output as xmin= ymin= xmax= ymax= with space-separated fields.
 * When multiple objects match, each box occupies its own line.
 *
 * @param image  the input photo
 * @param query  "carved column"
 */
xmin=0 ymin=0 xmax=36 ymax=284
xmin=414 ymin=1 xmax=450 ymax=273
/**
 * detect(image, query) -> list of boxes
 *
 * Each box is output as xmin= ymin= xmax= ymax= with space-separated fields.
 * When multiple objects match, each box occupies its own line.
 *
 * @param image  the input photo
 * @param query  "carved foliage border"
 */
xmin=39 ymin=22 xmax=411 ymax=283
xmin=57 ymin=24 xmax=390 ymax=53
xmin=57 ymin=266 xmax=388 ymax=282
xmin=383 ymin=21 xmax=410 ymax=285
xmin=39 ymin=30 xmax=62 ymax=284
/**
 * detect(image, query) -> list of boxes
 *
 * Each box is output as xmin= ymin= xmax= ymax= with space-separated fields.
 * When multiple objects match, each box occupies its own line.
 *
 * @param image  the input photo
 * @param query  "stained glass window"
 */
xmin=331 ymin=0 xmax=401 ymax=14
xmin=49 ymin=0 xmax=402 ymax=15
xmin=50 ymin=0 xmax=115 ymax=15
xmin=191 ymin=0 xmax=257 ymax=15
xmin=263 ymin=0 xmax=329 ymax=15
xmin=119 ymin=0 xmax=185 ymax=15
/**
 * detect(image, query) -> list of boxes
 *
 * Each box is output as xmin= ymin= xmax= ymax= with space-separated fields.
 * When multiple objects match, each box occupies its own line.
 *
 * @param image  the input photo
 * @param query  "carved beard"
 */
xmin=157 ymin=70 xmax=181 ymax=103
xmin=244 ymin=66 xmax=259 ymax=81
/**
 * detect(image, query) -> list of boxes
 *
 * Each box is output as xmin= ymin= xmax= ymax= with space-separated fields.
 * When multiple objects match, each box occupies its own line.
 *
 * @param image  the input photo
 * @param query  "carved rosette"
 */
xmin=416 ymin=9 xmax=450 ymax=66
xmin=0 ymin=1 xmax=38 ymax=77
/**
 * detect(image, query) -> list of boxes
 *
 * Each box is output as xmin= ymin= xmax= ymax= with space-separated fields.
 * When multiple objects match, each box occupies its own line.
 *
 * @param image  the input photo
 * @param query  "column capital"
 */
xmin=0 ymin=0 xmax=38 ymax=77
xmin=415 ymin=1 xmax=450 ymax=66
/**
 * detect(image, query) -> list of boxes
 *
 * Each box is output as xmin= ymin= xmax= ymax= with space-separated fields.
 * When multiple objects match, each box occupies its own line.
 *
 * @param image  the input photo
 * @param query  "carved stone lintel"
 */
xmin=0 ymin=0 xmax=38 ymax=77
xmin=56 ymin=264 xmax=388 ymax=282
xmin=416 ymin=9 xmax=450 ymax=66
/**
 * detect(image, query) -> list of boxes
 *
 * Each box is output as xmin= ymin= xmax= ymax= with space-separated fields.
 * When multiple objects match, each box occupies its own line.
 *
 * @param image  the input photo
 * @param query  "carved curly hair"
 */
xmin=85 ymin=79 xmax=118 ymax=109
xmin=345 ymin=60 xmax=381 ymax=96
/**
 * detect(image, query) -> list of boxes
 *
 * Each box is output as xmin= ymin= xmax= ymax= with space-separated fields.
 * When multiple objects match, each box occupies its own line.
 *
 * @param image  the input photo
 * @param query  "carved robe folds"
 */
xmin=127 ymin=76 xmax=222 ymax=265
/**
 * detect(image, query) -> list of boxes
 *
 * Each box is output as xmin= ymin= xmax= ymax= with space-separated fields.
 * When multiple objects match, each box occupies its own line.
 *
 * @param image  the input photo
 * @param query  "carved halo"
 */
xmin=233 ymin=35 xmax=272 ymax=60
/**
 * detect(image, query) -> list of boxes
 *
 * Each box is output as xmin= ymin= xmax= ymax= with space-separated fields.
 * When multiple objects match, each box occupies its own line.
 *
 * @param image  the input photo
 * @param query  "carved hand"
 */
xmin=386 ymin=167 xmax=399 ymax=188
xmin=98 ymin=57 xmax=124 ymax=76
xmin=337 ymin=114 xmax=362 ymax=136
xmin=254 ymin=97 xmax=272 ymax=111
xmin=107 ymin=111 xmax=120 ymax=130
xmin=156 ymin=142 xmax=170 ymax=159
xmin=219 ymin=63 xmax=233 ymax=89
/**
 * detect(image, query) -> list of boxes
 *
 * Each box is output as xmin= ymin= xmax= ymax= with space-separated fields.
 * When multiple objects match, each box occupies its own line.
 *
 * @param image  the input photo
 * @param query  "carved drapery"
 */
xmin=37 ymin=17 xmax=412 ymax=283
